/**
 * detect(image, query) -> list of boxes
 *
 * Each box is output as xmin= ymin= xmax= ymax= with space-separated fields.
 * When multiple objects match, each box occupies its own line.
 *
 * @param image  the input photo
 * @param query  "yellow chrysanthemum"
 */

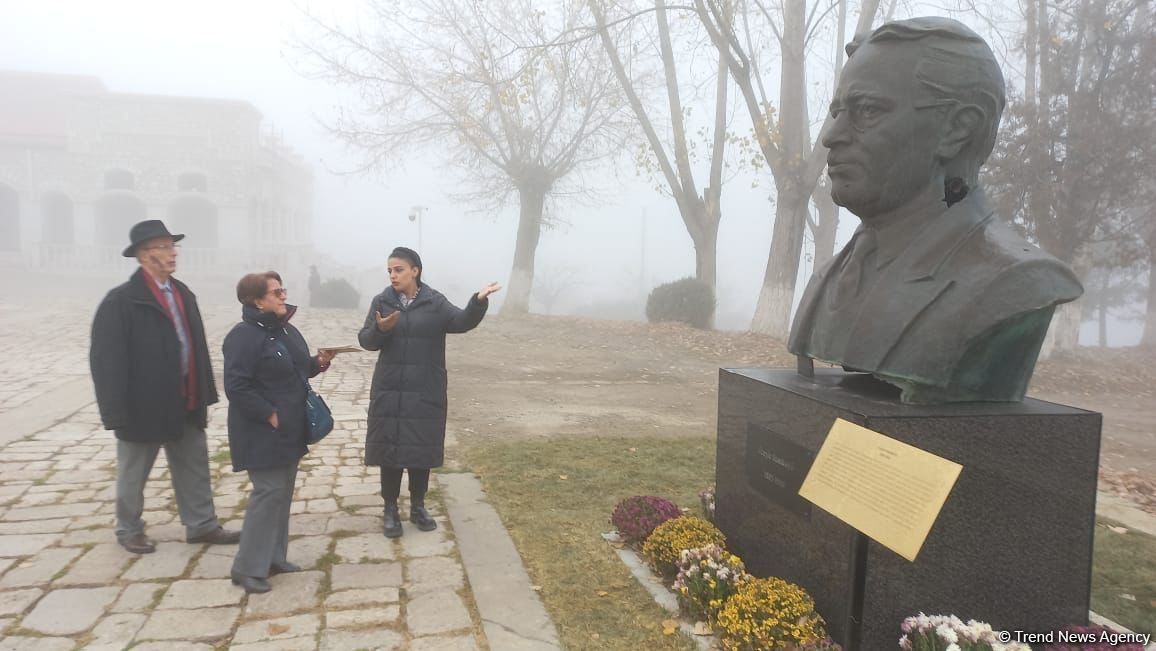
xmin=715 ymin=577 xmax=827 ymax=650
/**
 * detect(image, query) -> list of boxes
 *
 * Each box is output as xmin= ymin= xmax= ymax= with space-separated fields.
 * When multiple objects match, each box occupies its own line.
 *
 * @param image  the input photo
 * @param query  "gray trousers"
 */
xmin=116 ymin=422 xmax=220 ymax=541
xmin=232 ymin=463 xmax=298 ymax=578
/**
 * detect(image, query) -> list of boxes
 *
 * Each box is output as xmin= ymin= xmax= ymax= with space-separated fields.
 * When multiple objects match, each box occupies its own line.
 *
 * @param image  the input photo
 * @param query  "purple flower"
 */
xmin=610 ymin=496 xmax=682 ymax=544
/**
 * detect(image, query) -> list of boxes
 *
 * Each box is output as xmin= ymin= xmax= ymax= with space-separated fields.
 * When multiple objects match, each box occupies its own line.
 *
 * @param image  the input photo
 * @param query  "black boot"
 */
xmin=410 ymin=497 xmax=437 ymax=532
xmin=383 ymin=502 xmax=403 ymax=538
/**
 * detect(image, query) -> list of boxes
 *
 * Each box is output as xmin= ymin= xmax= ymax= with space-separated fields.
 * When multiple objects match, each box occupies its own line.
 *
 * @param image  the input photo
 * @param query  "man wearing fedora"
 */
xmin=90 ymin=219 xmax=241 ymax=554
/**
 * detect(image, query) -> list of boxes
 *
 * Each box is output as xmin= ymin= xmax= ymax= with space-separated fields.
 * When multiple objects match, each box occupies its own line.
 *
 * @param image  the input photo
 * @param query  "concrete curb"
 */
xmin=439 ymin=472 xmax=562 ymax=650
xmin=602 ymin=534 xmax=714 ymax=650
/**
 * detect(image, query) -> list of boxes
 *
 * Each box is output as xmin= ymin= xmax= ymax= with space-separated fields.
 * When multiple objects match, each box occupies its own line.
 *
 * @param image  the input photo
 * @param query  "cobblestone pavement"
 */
xmin=0 ymin=300 xmax=488 ymax=650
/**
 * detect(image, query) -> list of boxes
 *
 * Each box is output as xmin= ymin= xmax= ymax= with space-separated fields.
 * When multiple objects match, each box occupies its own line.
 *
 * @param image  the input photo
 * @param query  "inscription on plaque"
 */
xmin=745 ymin=423 xmax=815 ymax=517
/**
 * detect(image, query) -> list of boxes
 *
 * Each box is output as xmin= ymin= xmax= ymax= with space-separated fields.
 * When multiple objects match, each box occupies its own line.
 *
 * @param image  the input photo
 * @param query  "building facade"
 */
xmin=0 ymin=70 xmax=313 ymax=280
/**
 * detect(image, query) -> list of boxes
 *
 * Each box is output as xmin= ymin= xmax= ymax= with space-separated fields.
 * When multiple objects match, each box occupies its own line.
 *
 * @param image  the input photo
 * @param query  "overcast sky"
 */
xmin=0 ymin=0 xmax=1141 ymax=342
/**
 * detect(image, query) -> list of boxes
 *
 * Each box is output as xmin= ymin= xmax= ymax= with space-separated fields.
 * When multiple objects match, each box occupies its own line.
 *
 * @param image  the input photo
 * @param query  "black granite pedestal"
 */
xmin=715 ymin=368 xmax=1102 ymax=651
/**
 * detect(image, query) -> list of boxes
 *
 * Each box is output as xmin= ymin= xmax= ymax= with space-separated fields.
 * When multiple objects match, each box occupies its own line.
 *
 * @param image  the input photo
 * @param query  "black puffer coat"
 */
xmin=90 ymin=269 xmax=218 ymax=443
xmin=358 ymin=285 xmax=488 ymax=468
xmin=222 ymin=304 xmax=322 ymax=472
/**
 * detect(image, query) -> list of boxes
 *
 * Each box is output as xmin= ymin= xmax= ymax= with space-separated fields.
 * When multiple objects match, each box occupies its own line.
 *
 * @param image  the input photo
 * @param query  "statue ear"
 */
xmin=937 ymin=104 xmax=985 ymax=161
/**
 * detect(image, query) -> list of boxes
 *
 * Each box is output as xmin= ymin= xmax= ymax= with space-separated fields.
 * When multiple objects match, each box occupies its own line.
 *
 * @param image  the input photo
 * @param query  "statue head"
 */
xmin=822 ymin=17 xmax=1006 ymax=221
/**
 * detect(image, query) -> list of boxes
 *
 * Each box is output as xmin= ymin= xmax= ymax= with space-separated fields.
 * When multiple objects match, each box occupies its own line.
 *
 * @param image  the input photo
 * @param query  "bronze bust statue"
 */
xmin=788 ymin=17 xmax=1083 ymax=404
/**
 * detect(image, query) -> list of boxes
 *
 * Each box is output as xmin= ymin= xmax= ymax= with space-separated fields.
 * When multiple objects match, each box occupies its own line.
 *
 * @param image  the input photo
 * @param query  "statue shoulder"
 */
xmin=974 ymin=220 xmax=1083 ymax=304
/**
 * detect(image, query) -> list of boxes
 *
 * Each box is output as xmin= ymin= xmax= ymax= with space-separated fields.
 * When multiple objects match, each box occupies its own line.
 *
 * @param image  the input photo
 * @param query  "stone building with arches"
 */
xmin=0 ymin=70 xmax=313 ymax=285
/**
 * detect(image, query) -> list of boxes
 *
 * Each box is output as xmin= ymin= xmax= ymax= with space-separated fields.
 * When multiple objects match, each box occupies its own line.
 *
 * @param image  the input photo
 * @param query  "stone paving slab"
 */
xmin=22 ymin=585 xmax=120 ymax=635
xmin=407 ymin=589 xmax=474 ymax=636
xmin=410 ymin=636 xmax=484 ymax=651
xmin=232 ymin=613 xmax=321 ymax=645
xmin=137 ymin=605 xmax=241 ymax=641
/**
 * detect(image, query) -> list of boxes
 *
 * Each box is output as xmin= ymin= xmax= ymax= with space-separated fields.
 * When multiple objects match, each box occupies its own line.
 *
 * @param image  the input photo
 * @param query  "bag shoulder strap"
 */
xmin=270 ymin=336 xmax=313 ymax=392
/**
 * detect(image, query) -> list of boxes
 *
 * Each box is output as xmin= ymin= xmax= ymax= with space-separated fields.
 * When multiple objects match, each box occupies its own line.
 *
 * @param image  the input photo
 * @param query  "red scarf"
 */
xmin=143 ymin=272 xmax=199 ymax=411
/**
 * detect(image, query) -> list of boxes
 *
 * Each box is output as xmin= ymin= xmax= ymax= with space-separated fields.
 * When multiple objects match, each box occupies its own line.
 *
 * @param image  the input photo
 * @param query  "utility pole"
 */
xmin=408 ymin=205 xmax=427 ymax=252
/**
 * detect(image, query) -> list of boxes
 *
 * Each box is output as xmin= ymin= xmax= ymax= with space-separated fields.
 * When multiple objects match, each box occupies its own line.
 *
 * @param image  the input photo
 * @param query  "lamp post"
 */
xmin=408 ymin=205 xmax=427 ymax=252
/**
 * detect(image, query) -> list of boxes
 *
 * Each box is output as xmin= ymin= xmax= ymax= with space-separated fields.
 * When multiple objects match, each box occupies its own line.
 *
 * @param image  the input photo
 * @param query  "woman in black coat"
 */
xmin=223 ymin=271 xmax=334 ymax=593
xmin=358 ymin=247 xmax=500 ymax=538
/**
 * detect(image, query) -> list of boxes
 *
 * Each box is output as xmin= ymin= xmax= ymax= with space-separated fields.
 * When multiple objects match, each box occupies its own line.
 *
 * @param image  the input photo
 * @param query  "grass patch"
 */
xmin=211 ymin=449 xmax=231 ymax=464
xmin=463 ymin=435 xmax=713 ymax=651
xmin=1091 ymin=518 xmax=1156 ymax=633
xmin=466 ymin=436 xmax=1156 ymax=647
xmin=315 ymin=550 xmax=341 ymax=572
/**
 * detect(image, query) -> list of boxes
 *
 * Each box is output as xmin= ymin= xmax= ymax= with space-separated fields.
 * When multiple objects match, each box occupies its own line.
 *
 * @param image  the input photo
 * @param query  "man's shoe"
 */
xmin=230 ymin=571 xmax=271 ymax=594
xmin=383 ymin=504 xmax=403 ymax=538
xmin=410 ymin=505 xmax=437 ymax=532
xmin=118 ymin=533 xmax=156 ymax=554
xmin=188 ymin=527 xmax=242 ymax=545
xmin=269 ymin=560 xmax=302 ymax=575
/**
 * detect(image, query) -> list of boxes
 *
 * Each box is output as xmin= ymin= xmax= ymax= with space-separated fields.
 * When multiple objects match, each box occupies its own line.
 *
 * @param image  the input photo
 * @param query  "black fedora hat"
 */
xmin=122 ymin=220 xmax=185 ymax=257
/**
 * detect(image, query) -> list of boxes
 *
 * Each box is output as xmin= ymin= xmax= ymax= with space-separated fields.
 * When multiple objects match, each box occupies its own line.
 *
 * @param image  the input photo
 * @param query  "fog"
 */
xmin=0 ymin=0 xmax=1147 ymax=343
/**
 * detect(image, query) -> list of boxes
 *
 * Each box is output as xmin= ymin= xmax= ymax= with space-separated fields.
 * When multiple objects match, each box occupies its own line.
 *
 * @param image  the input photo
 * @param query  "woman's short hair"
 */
xmin=236 ymin=271 xmax=282 ymax=306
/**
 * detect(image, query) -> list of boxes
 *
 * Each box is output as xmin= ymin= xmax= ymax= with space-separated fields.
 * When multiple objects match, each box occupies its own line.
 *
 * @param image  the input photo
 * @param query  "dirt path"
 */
xmin=445 ymin=313 xmax=1156 ymax=512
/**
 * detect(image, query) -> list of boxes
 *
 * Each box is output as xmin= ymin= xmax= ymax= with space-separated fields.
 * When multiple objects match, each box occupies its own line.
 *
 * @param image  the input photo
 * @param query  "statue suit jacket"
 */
xmin=788 ymin=189 xmax=1083 ymax=403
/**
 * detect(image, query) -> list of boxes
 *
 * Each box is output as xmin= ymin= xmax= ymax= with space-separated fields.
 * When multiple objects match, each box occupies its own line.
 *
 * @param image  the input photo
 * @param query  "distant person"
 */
xmin=90 ymin=220 xmax=241 ymax=554
xmin=223 ymin=271 xmax=335 ymax=593
xmin=308 ymin=265 xmax=321 ymax=307
xmin=358 ymin=247 xmax=500 ymax=538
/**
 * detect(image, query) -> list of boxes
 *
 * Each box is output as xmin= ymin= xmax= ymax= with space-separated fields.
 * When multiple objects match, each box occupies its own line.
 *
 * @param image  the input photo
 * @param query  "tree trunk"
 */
xmin=693 ymin=201 xmax=720 ymax=317
xmin=1040 ymin=249 xmax=1091 ymax=357
xmin=1142 ymin=246 xmax=1156 ymax=347
xmin=502 ymin=183 xmax=547 ymax=315
xmin=750 ymin=184 xmax=810 ymax=337
xmin=811 ymin=181 xmax=840 ymax=269
xmin=749 ymin=0 xmax=808 ymax=339
xmin=1097 ymin=270 xmax=1110 ymax=347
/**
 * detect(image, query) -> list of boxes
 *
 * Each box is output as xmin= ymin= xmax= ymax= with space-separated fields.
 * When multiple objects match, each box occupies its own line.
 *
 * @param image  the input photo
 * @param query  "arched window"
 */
xmin=167 ymin=195 xmax=218 ymax=247
xmin=41 ymin=192 xmax=74 ymax=245
xmin=104 ymin=169 xmax=135 ymax=191
xmin=177 ymin=171 xmax=208 ymax=193
xmin=0 ymin=184 xmax=19 ymax=251
xmin=95 ymin=193 xmax=147 ymax=247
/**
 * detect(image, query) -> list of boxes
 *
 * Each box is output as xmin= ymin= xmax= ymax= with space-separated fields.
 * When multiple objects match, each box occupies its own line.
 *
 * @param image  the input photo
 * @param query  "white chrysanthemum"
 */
xmin=936 ymin=623 xmax=959 ymax=644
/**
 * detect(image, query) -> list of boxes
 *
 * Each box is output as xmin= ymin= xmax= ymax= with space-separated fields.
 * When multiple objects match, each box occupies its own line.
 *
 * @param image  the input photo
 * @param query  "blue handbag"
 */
xmin=273 ymin=338 xmax=334 ymax=444
xmin=303 ymin=387 xmax=334 ymax=445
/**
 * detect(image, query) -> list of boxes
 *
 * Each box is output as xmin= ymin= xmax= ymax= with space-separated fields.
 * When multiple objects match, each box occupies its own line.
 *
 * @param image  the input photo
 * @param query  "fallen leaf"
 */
xmin=628 ymin=447 xmax=637 ymax=452
xmin=1107 ymin=525 xmax=1128 ymax=534
xmin=530 ymin=585 xmax=542 ymax=592
xmin=558 ymin=475 xmax=568 ymax=480
xmin=693 ymin=621 xmax=713 ymax=635
xmin=267 ymin=623 xmax=291 ymax=635
xmin=591 ymin=633 xmax=600 ymax=640
xmin=1121 ymin=593 xmax=1136 ymax=601
xmin=597 ymin=590 xmax=609 ymax=597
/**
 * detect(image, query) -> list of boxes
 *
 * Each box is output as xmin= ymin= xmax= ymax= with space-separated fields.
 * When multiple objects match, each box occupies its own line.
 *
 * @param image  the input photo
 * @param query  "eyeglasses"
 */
xmin=267 ymin=287 xmax=287 ymax=298
xmin=142 ymin=243 xmax=181 ymax=251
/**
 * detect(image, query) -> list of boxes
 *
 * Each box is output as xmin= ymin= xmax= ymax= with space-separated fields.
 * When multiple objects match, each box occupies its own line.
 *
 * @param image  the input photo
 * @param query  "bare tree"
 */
xmin=589 ymin=0 xmax=730 ymax=299
xmin=986 ymin=0 xmax=1156 ymax=351
xmin=295 ymin=0 xmax=626 ymax=313
xmin=695 ymin=0 xmax=881 ymax=338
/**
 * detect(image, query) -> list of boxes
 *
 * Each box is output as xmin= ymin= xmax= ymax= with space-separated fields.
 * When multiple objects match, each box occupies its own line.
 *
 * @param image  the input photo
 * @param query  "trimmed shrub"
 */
xmin=645 ymin=277 xmax=715 ymax=329
xmin=610 ymin=495 xmax=682 ymax=545
xmin=312 ymin=278 xmax=360 ymax=309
